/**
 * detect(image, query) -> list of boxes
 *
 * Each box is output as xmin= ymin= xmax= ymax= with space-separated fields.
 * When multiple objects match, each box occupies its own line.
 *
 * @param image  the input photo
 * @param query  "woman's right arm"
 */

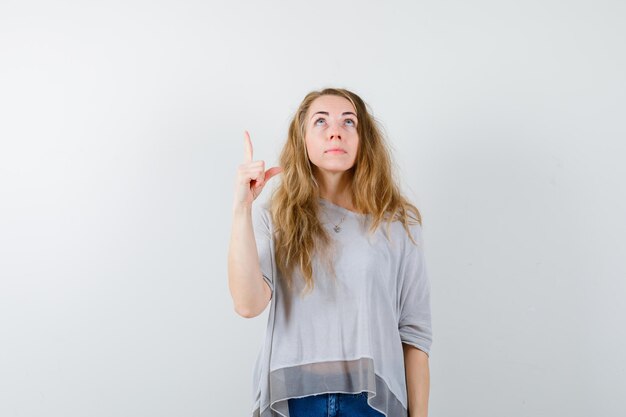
xmin=228 ymin=131 xmax=282 ymax=318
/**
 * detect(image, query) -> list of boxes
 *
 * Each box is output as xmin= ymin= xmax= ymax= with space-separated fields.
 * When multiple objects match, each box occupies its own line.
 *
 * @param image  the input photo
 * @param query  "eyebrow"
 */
xmin=310 ymin=111 xmax=357 ymax=120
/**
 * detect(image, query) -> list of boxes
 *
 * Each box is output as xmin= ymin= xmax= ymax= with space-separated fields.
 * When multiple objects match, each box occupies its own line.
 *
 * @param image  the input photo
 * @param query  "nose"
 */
xmin=328 ymin=121 xmax=341 ymax=140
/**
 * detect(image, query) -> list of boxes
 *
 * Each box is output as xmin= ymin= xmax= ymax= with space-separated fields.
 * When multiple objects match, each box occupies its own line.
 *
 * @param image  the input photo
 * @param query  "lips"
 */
xmin=325 ymin=148 xmax=346 ymax=153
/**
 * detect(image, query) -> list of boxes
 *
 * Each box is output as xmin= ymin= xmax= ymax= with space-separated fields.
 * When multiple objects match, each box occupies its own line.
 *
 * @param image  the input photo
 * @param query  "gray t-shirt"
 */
xmin=250 ymin=197 xmax=432 ymax=417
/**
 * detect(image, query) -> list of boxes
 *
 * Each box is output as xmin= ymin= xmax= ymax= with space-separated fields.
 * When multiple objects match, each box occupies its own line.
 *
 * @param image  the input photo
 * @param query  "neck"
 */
xmin=314 ymin=168 xmax=355 ymax=209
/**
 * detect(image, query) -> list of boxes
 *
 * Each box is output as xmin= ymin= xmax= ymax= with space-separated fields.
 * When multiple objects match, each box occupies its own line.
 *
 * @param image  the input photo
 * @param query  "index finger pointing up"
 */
xmin=243 ymin=130 xmax=253 ymax=162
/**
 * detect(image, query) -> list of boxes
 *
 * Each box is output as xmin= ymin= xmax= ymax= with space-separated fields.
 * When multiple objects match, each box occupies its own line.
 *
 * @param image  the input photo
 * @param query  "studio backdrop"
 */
xmin=0 ymin=1 xmax=624 ymax=416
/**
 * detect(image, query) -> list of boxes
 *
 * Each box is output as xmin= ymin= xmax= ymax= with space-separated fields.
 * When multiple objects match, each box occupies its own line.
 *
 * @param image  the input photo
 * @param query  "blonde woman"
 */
xmin=229 ymin=88 xmax=432 ymax=417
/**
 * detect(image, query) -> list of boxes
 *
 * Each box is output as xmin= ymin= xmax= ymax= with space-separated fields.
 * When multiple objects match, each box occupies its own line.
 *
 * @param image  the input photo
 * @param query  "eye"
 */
xmin=345 ymin=118 xmax=356 ymax=127
xmin=314 ymin=117 xmax=326 ymax=126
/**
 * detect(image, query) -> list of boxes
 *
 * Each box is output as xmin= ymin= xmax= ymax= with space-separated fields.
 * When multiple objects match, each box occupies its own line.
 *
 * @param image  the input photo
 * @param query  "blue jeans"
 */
xmin=287 ymin=392 xmax=385 ymax=417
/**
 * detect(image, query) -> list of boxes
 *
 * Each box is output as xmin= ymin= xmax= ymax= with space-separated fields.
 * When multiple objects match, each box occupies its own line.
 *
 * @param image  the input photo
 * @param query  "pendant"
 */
xmin=333 ymin=225 xmax=341 ymax=233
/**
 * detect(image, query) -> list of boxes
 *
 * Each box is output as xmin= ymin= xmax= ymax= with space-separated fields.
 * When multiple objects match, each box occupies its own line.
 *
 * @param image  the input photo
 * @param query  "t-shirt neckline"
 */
xmin=318 ymin=197 xmax=366 ymax=217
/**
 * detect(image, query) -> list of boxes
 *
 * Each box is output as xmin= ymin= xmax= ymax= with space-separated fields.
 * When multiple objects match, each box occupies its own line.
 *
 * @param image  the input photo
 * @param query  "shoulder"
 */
xmin=252 ymin=201 xmax=269 ymax=214
xmin=398 ymin=219 xmax=425 ymax=252
xmin=252 ymin=200 xmax=273 ymax=229
xmin=408 ymin=220 xmax=424 ymax=241
xmin=253 ymin=199 xmax=271 ymax=215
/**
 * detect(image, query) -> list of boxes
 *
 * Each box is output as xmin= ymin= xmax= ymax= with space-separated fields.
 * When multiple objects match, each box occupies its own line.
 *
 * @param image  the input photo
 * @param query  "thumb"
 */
xmin=264 ymin=166 xmax=283 ymax=182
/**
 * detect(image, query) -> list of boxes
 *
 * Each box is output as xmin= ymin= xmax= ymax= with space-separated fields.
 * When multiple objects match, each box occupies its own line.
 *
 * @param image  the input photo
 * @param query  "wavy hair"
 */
xmin=268 ymin=87 xmax=422 ymax=297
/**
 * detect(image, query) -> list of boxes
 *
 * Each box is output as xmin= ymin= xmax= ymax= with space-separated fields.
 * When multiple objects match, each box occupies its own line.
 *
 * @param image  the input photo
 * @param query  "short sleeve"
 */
xmin=398 ymin=223 xmax=433 ymax=357
xmin=251 ymin=202 xmax=274 ymax=297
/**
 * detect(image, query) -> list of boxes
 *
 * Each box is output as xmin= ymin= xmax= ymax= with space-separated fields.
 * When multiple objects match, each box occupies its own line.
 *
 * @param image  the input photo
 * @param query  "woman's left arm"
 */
xmin=403 ymin=343 xmax=430 ymax=417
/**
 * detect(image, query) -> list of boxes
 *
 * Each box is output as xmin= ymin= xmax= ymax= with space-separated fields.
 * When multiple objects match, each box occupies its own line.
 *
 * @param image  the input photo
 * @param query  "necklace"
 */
xmin=324 ymin=211 xmax=347 ymax=233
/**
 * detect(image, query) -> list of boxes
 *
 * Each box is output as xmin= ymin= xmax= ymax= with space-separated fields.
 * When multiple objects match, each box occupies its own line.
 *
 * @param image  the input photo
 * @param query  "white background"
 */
xmin=1 ymin=1 xmax=625 ymax=416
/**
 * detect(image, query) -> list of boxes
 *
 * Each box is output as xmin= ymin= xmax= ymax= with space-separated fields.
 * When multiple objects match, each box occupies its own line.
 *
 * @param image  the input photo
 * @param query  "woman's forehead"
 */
xmin=309 ymin=95 xmax=356 ymax=115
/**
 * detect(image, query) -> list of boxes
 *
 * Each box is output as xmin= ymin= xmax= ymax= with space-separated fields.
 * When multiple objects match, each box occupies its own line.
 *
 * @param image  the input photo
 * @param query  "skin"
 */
xmin=232 ymin=130 xmax=282 ymax=210
xmin=403 ymin=344 xmax=430 ymax=417
xmin=228 ymin=131 xmax=282 ymax=318
xmin=304 ymin=95 xmax=360 ymax=211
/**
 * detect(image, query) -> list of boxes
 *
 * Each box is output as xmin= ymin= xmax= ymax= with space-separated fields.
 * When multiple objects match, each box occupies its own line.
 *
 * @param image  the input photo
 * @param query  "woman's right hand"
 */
xmin=233 ymin=130 xmax=283 ymax=210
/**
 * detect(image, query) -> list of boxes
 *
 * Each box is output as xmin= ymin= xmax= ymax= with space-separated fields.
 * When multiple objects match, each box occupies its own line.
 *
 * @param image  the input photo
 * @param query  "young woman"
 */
xmin=228 ymin=88 xmax=432 ymax=417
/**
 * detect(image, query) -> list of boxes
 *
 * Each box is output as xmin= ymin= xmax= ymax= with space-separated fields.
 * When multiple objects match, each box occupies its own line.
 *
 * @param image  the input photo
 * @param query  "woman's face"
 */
xmin=304 ymin=95 xmax=359 ymax=176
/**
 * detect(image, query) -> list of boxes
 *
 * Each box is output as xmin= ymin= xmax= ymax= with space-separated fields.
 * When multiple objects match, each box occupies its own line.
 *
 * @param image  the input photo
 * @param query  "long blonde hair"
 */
xmin=268 ymin=87 xmax=422 ymax=297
